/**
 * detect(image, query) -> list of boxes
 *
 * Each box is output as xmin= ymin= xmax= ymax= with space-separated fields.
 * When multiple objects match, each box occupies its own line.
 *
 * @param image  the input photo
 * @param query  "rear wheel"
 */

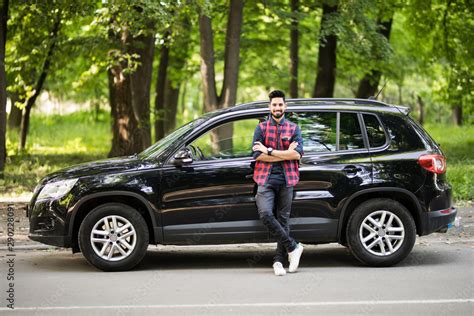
xmin=79 ymin=203 xmax=149 ymax=271
xmin=346 ymin=198 xmax=416 ymax=267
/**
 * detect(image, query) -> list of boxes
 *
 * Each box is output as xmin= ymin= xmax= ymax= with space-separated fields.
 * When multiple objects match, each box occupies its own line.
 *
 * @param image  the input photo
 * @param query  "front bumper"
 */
xmin=28 ymin=191 xmax=74 ymax=248
xmin=28 ymin=234 xmax=71 ymax=248
xmin=419 ymin=206 xmax=457 ymax=236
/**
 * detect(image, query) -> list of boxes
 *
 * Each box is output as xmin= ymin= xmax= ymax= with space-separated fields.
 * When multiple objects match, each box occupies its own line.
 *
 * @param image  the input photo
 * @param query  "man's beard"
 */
xmin=272 ymin=111 xmax=284 ymax=119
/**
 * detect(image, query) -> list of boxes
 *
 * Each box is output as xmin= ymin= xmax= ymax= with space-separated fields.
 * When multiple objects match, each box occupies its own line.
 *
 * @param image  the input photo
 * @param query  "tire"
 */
xmin=346 ymin=198 xmax=416 ymax=267
xmin=78 ymin=203 xmax=149 ymax=271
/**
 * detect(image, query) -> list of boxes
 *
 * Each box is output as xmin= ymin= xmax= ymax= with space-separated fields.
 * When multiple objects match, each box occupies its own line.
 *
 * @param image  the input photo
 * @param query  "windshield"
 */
xmin=138 ymin=117 xmax=207 ymax=159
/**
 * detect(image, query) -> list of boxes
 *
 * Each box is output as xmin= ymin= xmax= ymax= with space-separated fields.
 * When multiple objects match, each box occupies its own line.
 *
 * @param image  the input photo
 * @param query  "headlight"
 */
xmin=37 ymin=179 xmax=78 ymax=200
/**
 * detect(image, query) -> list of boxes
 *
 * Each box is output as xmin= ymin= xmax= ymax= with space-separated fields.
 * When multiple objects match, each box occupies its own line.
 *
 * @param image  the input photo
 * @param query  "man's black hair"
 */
xmin=269 ymin=90 xmax=286 ymax=102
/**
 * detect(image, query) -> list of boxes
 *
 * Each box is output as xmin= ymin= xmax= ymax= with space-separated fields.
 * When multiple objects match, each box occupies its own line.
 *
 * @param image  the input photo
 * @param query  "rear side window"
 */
xmin=339 ymin=113 xmax=364 ymax=150
xmin=363 ymin=114 xmax=386 ymax=148
xmin=288 ymin=111 xmax=366 ymax=153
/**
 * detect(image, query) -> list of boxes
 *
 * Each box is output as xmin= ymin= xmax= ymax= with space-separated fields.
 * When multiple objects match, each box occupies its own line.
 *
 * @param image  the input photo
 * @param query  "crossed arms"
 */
xmin=252 ymin=141 xmax=301 ymax=162
xmin=251 ymin=124 xmax=304 ymax=162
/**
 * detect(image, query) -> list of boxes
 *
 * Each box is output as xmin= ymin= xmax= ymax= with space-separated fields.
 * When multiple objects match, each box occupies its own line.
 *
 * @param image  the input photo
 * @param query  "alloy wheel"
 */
xmin=90 ymin=215 xmax=137 ymax=261
xmin=359 ymin=210 xmax=405 ymax=256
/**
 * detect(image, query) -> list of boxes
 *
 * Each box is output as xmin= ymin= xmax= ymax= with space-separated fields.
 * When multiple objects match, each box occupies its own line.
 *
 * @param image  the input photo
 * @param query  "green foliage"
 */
xmin=383 ymin=0 xmax=474 ymax=121
xmin=6 ymin=1 xmax=98 ymax=106
xmin=3 ymin=0 xmax=473 ymax=199
xmin=424 ymin=123 xmax=474 ymax=202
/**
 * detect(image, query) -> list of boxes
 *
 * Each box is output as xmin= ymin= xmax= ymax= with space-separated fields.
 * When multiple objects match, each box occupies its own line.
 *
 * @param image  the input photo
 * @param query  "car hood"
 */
xmin=41 ymin=156 xmax=154 ymax=183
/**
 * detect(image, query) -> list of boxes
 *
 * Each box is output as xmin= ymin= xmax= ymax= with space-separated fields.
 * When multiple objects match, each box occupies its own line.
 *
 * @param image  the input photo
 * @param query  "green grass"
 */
xmin=0 ymin=111 xmax=472 ymax=204
xmin=423 ymin=123 xmax=474 ymax=203
xmin=1 ymin=111 xmax=110 ymax=197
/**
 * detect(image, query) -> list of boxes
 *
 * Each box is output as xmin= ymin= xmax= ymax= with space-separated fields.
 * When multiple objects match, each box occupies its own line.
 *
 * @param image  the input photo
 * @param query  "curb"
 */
xmin=0 ymin=244 xmax=60 ymax=251
xmin=0 ymin=197 xmax=31 ymax=203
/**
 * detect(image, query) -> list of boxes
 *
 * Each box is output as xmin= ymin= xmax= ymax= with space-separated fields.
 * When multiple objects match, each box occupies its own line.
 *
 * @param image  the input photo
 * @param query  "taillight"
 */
xmin=418 ymin=154 xmax=446 ymax=174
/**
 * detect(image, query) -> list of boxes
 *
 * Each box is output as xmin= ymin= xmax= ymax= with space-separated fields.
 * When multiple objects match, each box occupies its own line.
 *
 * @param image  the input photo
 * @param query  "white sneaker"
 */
xmin=273 ymin=262 xmax=286 ymax=276
xmin=288 ymin=243 xmax=304 ymax=273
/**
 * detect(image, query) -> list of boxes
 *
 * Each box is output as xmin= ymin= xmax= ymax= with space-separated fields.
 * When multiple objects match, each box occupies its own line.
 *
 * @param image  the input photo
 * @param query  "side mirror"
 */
xmin=172 ymin=148 xmax=193 ymax=166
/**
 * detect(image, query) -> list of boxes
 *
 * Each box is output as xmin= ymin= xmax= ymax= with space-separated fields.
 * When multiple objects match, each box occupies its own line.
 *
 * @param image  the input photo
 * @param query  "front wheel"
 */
xmin=79 ymin=203 xmax=149 ymax=271
xmin=346 ymin=198 xmax=416 ymax=267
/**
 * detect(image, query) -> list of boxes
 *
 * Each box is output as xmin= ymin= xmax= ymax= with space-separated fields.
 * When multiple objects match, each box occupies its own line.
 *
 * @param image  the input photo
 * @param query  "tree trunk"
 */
xmin=163 ymin=78 xmax=179 ymax=136
xmin=417 ymin=95 xmax=425 ymax=125
xmin=313 ymin=3 xmax=338 ymax=98
xmin=108 ymin=68 xmax=137 ymax=157
xmin=219 ymin=0 xmax=243 ymax=109
xmin=107 ymin=64 xmax=138 ymax=157
xmin=452 ymin=105 xmax=462 ymax=126
xmin=20 ymin=12 xmax=60 ymax=150
xmin=356 ymin=18 xmax=393 ymax=99
xmin=289 ymin=0 xmax=299 ymax=98
xmin=199 ymin=0 xmax=243 ymax=152
xmin=398 ymin=84 xmax=403 ymax=105
xmin=154 ymin=29 xmax=171 ymax=142
xmin=199 ymin=14 xmax=218 ymax=113
xmin=7 ymin=95 xmax=22 ymax=130
xmin=0 ymin=0 xmax=8 ymax=175
xmin=129 ymin=31 xmax=154 ymax=151
xmin=108 ymin=28 xmax=140 ymax=157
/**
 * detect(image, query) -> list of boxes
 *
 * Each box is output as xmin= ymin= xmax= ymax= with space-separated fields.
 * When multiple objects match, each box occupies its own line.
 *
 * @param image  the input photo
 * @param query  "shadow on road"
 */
xmin=18 ymin=243 xmax=460 ymax=273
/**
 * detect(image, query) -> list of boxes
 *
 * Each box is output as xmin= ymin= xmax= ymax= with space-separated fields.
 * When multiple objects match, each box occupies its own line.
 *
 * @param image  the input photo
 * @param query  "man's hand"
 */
xmin=252 ymin=141 xmax=267 ymax=154
xmin=289 ymin=141 xmax=298 ymax=151
xmin=272 ymin=141 xmax=301 ymax=160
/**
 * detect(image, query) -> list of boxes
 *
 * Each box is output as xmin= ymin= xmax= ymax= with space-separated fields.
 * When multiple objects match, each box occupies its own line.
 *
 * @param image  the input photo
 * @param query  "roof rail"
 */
xmin=229 ymin=97 xmax=390 ymax=111
xmin=285 ymin=98 xmax=389 ymax=106
xmin=226 ymin=98 xmax=413 ymax=116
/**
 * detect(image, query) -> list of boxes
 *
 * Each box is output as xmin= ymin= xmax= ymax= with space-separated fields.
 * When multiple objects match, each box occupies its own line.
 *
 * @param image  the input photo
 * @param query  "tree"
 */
xmin=198 ymin=0 xmax=244 ymax=151
xmin=289 ymin=0 xmax=299 ymax=98
xmin=0 ymin=0 xmax=8 ymax=177
xmin=155 ymin=8 xmax=193 ymax=141
xmin=313 ymin=2 xmax=338 ymax=98
xmin=154 ymin=28 xmax=171 ymax=142
xmin=107 ymin=25 xmax=155 ymax=157
xmin=130 ymin=27 xmax=155 ymax=150
xmin=104 ymin=2 xmax=174 ymax=156
xmin=356 ymin=15 xmax=393 ymax=99
xmin=6 ymin=2 xmax=98 ymax=150
xmin=107 ymin=26 xmax=141 ymax=157
xmin=397 ymin=0 xmax=473 ymax=125
xmin=7 ymin=94 xmax=21 ymax=129
xmin=19 ymin=11 xmax=61 ymax=149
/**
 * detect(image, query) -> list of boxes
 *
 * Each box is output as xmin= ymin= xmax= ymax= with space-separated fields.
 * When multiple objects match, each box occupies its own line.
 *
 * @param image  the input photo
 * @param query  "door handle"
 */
xmin=245 ymin=174 xmax=253 ymax=179
xmin=343 ymin=165 xmax=362 ymax=174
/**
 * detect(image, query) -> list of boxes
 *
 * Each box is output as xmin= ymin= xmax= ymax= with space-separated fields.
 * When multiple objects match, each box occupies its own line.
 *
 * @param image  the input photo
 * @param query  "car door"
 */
xmin=159 ymin=114 xmax=269 ymax=244
xmin=287 ymin=110 xmax=372 ymax=242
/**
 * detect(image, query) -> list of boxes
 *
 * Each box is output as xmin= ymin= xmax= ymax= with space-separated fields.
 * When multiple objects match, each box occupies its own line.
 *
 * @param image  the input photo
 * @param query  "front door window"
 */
xmin=189 ymin=118 xmax=262 ymax=161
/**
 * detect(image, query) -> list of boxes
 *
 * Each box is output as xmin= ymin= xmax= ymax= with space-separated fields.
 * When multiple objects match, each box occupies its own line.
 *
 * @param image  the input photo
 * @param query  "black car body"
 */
xmin=28 ymin=98 xmax=457 ymax=271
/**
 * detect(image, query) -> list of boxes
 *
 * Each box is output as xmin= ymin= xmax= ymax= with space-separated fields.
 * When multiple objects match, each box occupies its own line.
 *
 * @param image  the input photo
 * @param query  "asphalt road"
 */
xmin=0 ymin=204 xmax=473 ymax=315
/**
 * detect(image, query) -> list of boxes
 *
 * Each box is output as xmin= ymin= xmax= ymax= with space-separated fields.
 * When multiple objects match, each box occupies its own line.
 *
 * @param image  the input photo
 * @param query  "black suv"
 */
xmin=28 ymin=98 xmax=457 ymax=271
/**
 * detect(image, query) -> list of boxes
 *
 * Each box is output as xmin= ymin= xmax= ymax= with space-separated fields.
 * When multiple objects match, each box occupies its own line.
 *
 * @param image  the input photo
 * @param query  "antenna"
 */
xmin=369 ymin=81 xmax=387 ymax=100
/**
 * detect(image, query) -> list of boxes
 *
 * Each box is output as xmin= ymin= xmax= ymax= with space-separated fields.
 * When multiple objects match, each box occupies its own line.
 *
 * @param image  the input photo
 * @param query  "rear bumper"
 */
xmin=419 ymin=206 xmax=457 ymax=236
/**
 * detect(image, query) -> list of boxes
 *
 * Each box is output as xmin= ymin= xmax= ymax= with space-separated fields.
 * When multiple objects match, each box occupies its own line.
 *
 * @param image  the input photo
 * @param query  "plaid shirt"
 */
xmin=252 ymin=116 xmax=303 ymax=187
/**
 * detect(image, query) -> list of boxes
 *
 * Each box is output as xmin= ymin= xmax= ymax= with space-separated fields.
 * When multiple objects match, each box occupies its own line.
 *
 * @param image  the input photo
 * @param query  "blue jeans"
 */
xmin=255 ymin=183 xmax=297 ymax=264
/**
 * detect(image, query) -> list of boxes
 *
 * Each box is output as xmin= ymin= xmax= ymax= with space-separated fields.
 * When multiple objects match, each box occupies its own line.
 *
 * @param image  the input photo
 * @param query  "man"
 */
xmin=252 ymin=90 xmax=304 ymax=276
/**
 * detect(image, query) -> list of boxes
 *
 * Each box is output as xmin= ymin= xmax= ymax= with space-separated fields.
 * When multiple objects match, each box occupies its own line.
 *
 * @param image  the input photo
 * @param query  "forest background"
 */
xmin=0 ymin=0 xmax=472 ymax=203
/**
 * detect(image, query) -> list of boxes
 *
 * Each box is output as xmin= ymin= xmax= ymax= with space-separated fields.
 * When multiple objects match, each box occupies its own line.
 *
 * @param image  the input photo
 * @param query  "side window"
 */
xmin=339 ymin=113 xmax=365 ymax=150
xmin=189 ymin=117 xmax=262 ymax=161
xmin=363 ymin=114 xmax=386 ymax=148
xmin=288 ymin=112 xmax=337 ymax=152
